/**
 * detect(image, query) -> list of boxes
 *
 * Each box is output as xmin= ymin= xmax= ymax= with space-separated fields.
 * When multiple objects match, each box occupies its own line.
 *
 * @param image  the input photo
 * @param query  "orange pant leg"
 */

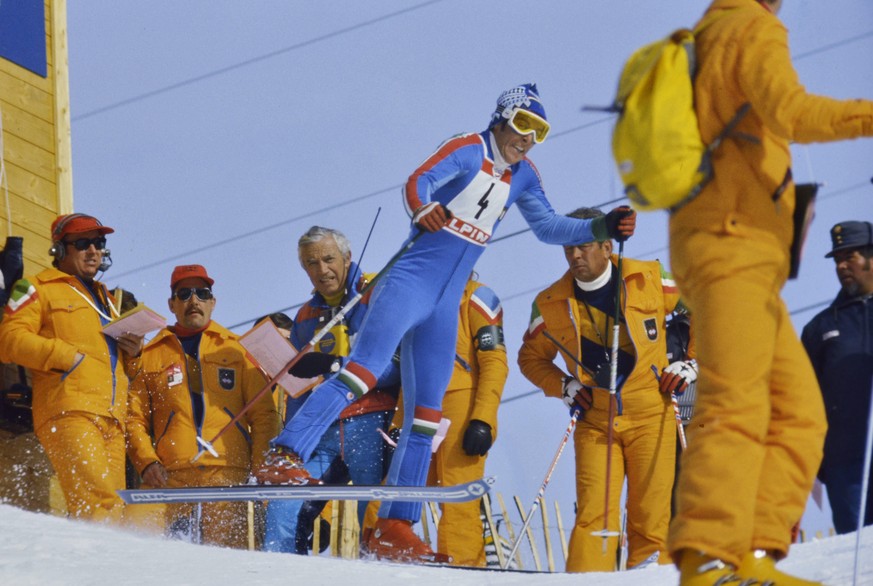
xmin=667 ymin=223 xmax=826 ymax=565
xmin=431 ymin=389 xmax=487 ymax=567
xmin=36 ymin=412 xmax=126 ymax=523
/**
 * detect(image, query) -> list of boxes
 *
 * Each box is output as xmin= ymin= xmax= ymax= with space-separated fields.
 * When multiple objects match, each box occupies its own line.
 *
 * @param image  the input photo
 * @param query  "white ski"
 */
xmin=118 ymin=477 xmax=495 ymax=505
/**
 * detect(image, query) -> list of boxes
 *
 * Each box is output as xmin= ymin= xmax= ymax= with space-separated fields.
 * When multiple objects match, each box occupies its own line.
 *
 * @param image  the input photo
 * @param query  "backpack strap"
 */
xmin=668 ymin=10 xmax=763 ymax=213
xmin=706 ymin=102 xmax=759 ymax=154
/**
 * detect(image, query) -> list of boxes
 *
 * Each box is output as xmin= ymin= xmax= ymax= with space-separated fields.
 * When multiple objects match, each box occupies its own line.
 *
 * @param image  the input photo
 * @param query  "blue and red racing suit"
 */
xmin=273 ymin=129 xmax=601 ymax=522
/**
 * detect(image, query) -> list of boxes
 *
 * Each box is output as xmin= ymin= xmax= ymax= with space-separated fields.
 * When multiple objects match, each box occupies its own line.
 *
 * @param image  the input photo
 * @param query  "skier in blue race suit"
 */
xmin=256 ymin=83 xmax=637 ymax=563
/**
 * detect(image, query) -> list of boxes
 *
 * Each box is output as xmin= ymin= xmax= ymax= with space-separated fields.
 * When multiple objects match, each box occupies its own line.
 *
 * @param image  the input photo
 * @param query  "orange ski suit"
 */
xmin=125 ymin=322 xmax=279 ymax=547
xmin=668 ymin=0 xmax=873 ymax=567
xmin=0 ymin=268 xmax=135 ymax=522
xmin=428 ymin=278 xmax=507 ymax=566
xmin=519 ymin=257 xmax=680 ymax=571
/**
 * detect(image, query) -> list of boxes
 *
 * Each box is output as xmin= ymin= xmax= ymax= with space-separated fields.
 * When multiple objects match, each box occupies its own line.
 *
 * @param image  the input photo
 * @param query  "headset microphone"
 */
xmin=99 ymin=249 xmax=113 ymax=273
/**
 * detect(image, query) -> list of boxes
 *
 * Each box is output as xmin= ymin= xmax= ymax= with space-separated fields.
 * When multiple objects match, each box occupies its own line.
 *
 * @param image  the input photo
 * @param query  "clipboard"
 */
xmin=102 ymin=304 xmax=167 ymax=339
xmin=239 ymin=319 xmax=320 ymax=398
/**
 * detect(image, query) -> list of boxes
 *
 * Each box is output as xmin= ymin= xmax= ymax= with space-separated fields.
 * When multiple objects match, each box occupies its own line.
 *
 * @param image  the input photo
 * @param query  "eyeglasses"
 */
xmin=508 ymin=109 xmax=550 ymax=143
xmin=64 ymin=236 xmax=107 ymax=251
xmin=173 ymin=287 xmax=213 ymax=302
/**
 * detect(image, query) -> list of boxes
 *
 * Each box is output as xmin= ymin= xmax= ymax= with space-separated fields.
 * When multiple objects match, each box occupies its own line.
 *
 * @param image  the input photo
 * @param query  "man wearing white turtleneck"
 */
xmin=519 ymin=206 xmax=693 ymax=572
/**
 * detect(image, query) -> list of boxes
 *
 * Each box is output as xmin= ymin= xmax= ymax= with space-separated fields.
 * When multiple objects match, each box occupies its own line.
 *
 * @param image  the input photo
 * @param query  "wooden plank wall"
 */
xmin=0 ymin=0 xmax=73 ymax=274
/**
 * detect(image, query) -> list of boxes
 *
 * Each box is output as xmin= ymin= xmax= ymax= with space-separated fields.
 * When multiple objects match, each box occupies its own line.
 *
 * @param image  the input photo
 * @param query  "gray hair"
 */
xmin=566 ymin=206 xmax=604 ymax=221
xmin=297 ymin=226 xmax=352 ymax=268
xmin=566 ymin=207 xmax=611 ymax=245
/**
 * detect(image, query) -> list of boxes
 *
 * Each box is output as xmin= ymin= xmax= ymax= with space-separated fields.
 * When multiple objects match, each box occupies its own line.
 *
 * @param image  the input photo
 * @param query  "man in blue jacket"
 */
xmin=262 ymin=226 xmax=400 ymax=553
xmin=802 ymin=220 xmax=873 ymax=534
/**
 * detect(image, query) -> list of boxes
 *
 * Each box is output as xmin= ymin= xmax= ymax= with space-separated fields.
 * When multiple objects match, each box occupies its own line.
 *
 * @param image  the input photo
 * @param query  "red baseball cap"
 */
xmin=170 ymin=264 xmax=215 ymax=290
xmin=50 ymin=213 xmax=114 ymax=240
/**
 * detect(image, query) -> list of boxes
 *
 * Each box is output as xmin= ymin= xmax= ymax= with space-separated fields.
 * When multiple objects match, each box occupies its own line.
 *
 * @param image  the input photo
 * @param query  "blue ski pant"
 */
xmin=263 ymin=411 xmax=389 ymax=552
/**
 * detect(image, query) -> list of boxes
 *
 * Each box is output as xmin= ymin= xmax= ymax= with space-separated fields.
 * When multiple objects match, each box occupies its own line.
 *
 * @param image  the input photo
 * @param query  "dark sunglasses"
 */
xmin=64 ymin=236 xmax=107 ymax=251
xmin=173 ymin=287 xmax=213 ymax=302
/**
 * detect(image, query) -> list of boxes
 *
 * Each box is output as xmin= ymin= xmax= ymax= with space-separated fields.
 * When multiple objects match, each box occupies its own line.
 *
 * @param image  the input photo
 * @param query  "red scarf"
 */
xmin=172 ymin=322 xmax=210 ymax=337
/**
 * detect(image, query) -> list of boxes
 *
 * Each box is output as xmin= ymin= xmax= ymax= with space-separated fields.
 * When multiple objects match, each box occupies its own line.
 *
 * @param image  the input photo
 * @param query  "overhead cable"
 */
xmin=72 ymin=0 xmax=448 ymax=122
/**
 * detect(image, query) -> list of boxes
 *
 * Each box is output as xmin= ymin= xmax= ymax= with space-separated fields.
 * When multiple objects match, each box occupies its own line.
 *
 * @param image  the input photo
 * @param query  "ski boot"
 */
xmin=367 ymin=518 xmax=451 ymax=565
xmin=736 ymin=550 xmax=821 ymax=585
xmin=255 ymin=446 xmax=319 ymax=485
xmin=677 ymin=550 xmax=742 ymax=586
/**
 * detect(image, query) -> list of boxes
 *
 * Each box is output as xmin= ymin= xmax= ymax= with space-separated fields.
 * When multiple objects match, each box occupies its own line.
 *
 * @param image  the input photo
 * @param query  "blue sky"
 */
xmin=65 ymin=1 xmax=873 ymax=563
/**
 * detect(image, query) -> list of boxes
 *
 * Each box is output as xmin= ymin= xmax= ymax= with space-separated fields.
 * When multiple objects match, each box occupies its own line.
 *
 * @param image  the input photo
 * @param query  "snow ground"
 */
xmin=0 ymin=504 xmax=870 ymax=586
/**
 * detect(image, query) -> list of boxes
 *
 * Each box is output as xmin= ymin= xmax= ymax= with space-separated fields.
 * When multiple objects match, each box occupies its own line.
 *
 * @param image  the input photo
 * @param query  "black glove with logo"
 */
xmin=462 ymin=419 xmax=493 ymax=456
xmin=288 ymin=352 xmax=340 ymax=378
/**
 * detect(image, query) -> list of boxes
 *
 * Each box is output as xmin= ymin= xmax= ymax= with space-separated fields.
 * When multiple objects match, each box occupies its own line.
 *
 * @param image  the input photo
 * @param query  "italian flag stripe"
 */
xmin=411 ymin=406 xmax=441 ymax=436
xmin=527 ymin=302 xmax=546 ymax=336
xmin=525 ymin=303 xmax=545 ymax=339
xmin=337 ymin=362 xmax=376 ymax=399
xmin=5 ymin=280 xmax=37 ymax=314
xmin=411 ymin=419 xmax=440 ymax=437
xmin=660 ymin=266 xmax=678 ymax=294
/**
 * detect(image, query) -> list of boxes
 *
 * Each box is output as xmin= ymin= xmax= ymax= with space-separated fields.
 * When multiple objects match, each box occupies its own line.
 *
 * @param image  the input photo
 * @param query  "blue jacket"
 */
xmin=802 ymin=291 xmax=873 ymax=469
xmin=403 ymin=131 xmax=599 ymax=248
xmin=284 ymin=261 xmax=400 ymax=421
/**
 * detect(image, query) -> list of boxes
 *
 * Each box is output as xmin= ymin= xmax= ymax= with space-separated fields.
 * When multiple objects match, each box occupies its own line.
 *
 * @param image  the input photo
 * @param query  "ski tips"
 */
xmin=193 ymin=436 xmax=219 ymax=460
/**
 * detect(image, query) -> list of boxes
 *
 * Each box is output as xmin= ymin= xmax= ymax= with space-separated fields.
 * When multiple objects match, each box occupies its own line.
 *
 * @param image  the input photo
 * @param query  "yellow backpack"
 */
xmin=608 ymin=24 xmax=753 ymax=212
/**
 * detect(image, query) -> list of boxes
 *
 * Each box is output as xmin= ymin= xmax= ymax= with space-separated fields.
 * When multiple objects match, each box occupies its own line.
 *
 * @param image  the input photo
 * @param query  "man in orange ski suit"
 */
xmin=519 ymin=208 xmax=687 ymax=572
xmin=429 ymin=276 xmax=507 ymax=566
xmin=668 ymin=1 xmax=873 ymax=584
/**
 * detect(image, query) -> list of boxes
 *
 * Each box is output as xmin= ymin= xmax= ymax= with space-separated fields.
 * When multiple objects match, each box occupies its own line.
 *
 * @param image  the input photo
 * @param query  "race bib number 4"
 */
xmin=444 ymin=170 xmax=510 ymax=245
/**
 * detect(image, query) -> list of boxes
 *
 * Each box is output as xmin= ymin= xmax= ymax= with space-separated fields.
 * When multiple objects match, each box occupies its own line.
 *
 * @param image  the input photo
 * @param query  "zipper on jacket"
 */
xmin=155 ymin=410 xmax=175 ymax=448
xmin=224 ymin=407 xmax=252 ymax=445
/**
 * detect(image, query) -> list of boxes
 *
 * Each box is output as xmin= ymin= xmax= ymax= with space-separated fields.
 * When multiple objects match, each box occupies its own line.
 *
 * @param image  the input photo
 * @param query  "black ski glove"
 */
xmin=462 ymin=419 xmax=493 ymax=456
xmin=288 ymin=351 xmax=340 ymax=378
xmin=591 ymin=206 xmax=636 ymax=242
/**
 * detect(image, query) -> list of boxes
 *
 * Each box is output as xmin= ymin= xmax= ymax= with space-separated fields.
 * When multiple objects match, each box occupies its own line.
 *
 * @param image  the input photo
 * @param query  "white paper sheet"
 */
xmin=102 ymin=305 xmax=166 ymax=339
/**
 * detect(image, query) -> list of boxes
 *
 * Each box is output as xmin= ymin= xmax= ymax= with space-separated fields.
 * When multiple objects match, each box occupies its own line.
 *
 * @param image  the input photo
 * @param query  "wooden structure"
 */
xmin=0 ymin=0 xmax=72 ymax=515
xmin=0 ymin=0 xmax=73 ymax=273
xmin=295 ymin=492 xmax=832 ymax=572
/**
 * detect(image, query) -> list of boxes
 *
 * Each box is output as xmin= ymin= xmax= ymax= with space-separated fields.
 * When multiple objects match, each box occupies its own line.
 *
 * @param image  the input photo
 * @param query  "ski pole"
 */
xmin=501 ymin=408 xmax=580 ymax=570
xmin=192 ymin=230 xmax=425 ymax=461
xmin=592 ymin=240 xmax=624 ymax=552
xmin=852 ymin=378 xmax=873 ymax=586
xmin=347 ymin=207 xmax=380 ymax=293
xmin=671 ymin=393 xmax=687 ymax=451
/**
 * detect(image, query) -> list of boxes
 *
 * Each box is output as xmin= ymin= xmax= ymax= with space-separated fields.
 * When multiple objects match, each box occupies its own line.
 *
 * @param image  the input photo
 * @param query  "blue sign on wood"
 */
xmin=0 ymin=0 xmax=48 ymax=78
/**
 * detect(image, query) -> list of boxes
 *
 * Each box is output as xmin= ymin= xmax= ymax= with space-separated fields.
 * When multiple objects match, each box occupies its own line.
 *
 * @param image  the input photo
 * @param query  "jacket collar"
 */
xmin=147 ymin=320 xmax=233 ymax=349
xmin=541 ymin=255 xmax=643 ymax=302
xmin=38 ymin=267 xmax=102 ymax=287
xmin=831 ymin=288 xmax=873 ymax=311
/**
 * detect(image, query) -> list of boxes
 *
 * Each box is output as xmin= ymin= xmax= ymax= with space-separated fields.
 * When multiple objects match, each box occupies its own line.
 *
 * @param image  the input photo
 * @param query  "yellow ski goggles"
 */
xmin=508 ymin=108 xmax=550 ymax=143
